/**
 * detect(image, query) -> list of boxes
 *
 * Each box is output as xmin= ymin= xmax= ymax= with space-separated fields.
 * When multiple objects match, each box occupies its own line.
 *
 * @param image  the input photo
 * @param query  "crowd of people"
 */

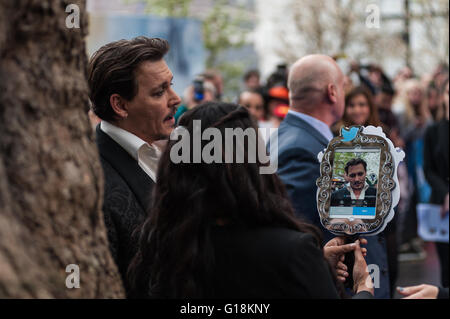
xmin=87 ymin=36 xmax=449 ymax=299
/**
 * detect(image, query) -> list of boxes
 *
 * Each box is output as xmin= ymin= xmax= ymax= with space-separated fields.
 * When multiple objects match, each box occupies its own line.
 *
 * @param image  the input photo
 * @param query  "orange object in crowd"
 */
xmin=268 ymin=86 xmax=289 ymax=100
xmin=273 ymin=105 xmax=290 ymax=119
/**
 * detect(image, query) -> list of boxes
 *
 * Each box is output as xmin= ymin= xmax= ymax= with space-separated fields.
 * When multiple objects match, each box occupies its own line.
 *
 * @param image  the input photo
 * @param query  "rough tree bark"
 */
xmin=0 ymin=0 xmax=125 ymax=298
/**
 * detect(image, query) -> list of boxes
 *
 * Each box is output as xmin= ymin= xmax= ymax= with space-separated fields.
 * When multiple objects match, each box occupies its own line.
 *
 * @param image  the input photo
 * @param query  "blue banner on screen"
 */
xmin=329 ymin=206 xmax=376 ymax=219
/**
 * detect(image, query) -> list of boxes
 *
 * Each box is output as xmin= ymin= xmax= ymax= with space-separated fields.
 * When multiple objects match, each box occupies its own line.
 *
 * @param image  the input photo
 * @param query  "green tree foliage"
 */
xmin=129 ymin=0 xmax=192 ymax=17
xmin=125 ymin=0 xmax=250 ymax=100
xmin=201 ymin=0 xmax=247 ymax=68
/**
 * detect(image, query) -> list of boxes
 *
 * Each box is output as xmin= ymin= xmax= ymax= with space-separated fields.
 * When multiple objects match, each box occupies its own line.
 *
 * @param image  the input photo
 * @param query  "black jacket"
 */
xmin=424 ymin=119 xmax=449 ymax=204
xmin=211 ymin=225 xmax=372 ymax=299
xmin=95 ymin=125 xmax=155 ymax=292
xmin=330 ymin=185 xmax=377 ymax=208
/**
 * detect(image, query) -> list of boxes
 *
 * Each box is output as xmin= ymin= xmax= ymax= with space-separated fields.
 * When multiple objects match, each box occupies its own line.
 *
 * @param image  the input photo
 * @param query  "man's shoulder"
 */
xmin=278 ymin=119 xmax=314 ymax=140
xmin=276 ymin=123 xmax=323 ymax=153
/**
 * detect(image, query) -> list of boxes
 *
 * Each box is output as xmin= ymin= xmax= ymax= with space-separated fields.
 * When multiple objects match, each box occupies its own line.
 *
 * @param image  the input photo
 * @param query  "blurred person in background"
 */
xmin=265 ymin=85 xmax=290 ymax=128
xmin=332 ymin=86 xmax=381 ymax=135
xmin=425 ymin=81 xmax=444 ymax=123
xmin=243 ymin=69 xmax=261 ymax=91
xmin=432 ymin=63 xmax=449 ymax=91
xmin=374 ymin=81 xmax=410 ymax=296
xmin=394 ymin=66 xmax=414 ymax=91
xmin=343 ymin=74 xmax=355 ymax=95
xmin=374 ymin=82 xmax=405 ymax=149
xmin=266 ymin=63 xmax=288 ymax=89
xmin=261 ymin=64 xmax=290 ymax=128
xmin=395 ymin=79 xmax=432 ymax=261
xmin=238 ymin=89 xmax=266 ymax=123
xmin=238 ymin=88 xmax=280 ymax=143
xmin=423 ymin=77 xmax=449 ymax=287
xmin=203 ymin=69 xmax=224 ymax=101
xmin=349 ymin=61 xmax=390 ymax=96
xmin=395 ymin=79 xmax=431 ymax=154
xmin=366 ymin=64 xmax=385 ymax=93
xmin=174 ymin=76 xmax=217 ymax=123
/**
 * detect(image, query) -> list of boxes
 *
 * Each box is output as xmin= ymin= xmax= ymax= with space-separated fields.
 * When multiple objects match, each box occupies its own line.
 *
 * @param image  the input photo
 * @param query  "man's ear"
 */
xmin=110 ymin=94 xmax=129 ymax=119
xmin=327 ymin=83 xmax=338 ymax=104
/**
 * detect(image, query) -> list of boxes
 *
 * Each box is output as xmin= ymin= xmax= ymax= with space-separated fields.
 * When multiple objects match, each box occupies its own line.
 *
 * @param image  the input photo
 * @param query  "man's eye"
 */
xmin=154 ymin=90 xmax=165 ymax=97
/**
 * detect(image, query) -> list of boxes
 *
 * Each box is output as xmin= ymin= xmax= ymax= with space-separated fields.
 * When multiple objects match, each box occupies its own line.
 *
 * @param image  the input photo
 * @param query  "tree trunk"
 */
xmin=0 ymin=0 xmax=125 ymax=298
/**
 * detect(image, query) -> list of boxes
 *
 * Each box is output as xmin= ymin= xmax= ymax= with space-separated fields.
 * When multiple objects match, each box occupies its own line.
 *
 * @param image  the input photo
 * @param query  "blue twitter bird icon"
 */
xmin=341 ymin=127 xmax=360 ymax=142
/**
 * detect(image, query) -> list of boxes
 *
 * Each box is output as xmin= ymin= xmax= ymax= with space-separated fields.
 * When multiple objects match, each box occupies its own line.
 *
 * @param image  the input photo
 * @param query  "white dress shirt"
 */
xmin=100 ymin=121 xmax=162 ymax=183
xmin=287 ymin=109 xmax=334 ymax=142
xmin=346 ymin=182 xmax=370 ymax=200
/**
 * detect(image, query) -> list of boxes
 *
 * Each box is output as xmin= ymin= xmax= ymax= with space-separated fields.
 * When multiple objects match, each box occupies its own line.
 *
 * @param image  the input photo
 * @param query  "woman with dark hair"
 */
xmin=332 ymin=86 xmax=381 ymax=135
xmin=238 ymin=88 xmax=266 ymax=123
xmin=127 ymin=102 xmax=373 ymax=299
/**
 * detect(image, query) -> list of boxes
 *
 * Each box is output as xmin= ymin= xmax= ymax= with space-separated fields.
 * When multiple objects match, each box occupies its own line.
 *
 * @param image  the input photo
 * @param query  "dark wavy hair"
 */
xmin=127 ymin=102 xmax=324 ymax=298
xmin=88 ymin=37 xmax=169 ymax=122
xmin=344 ymin=158 xmax=367 ymax=174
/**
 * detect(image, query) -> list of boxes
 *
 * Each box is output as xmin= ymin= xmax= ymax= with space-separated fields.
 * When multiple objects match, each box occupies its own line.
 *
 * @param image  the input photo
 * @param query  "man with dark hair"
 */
xmin=331 ymin=158 xmax=377 ymax=207
xmin=88 ymin=37 xmax=181 ymax=292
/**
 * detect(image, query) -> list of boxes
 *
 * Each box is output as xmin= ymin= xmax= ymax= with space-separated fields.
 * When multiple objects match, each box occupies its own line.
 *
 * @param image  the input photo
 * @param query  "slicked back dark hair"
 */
xmin=88 ymin=37 xmax=169 ymax=122
xmin=345 ymin=158 xmax=367 ymax=174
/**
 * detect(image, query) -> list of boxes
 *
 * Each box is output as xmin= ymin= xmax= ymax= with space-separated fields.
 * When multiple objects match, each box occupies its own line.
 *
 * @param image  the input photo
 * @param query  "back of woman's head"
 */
xmin=127 ymin=101 xmax=321 ymax=298
xmin=162 ymin=102 xmax=280 ymax=225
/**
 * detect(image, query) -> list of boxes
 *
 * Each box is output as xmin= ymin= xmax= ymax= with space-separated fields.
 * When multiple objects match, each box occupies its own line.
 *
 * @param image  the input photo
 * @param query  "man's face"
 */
xmin=246 ymin=75 xmax=260 ymax=90
xmin=124 ymin=60 xmax=181 ymax=144
xmin=240 ymin=91 xmax=265 ymax=121
xmin=346 ymin=163 xmax=366 ymax=191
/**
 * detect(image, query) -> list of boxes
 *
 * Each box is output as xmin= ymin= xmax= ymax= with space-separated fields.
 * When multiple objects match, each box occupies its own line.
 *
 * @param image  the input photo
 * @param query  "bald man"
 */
xmin=269 ymin=55 xmax=390 ymax=299
xmin=269 ymin=55 xmax=345 ymax=226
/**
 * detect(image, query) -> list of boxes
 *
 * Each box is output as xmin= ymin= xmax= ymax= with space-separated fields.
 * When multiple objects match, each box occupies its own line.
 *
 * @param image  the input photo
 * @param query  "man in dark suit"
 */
xmin=269 ymin=55 xmax=345 ymax=227
xmin=269 ymin=55 xmax=390 ymax=298
xmin=331 ymin=158 xmax=377 ymax=208
xmin=87 ymin=37 xmax=181 ymax=293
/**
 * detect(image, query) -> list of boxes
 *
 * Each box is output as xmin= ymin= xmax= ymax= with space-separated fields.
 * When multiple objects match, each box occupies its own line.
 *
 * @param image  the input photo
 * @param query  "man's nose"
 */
xmin=169 ymin=89 xmax=182 ymax=107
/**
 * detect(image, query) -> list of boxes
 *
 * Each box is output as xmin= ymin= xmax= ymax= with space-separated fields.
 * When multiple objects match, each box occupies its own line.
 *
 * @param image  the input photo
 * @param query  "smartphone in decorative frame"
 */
xmin=316 ymin=126 xmax=405 ymax=236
